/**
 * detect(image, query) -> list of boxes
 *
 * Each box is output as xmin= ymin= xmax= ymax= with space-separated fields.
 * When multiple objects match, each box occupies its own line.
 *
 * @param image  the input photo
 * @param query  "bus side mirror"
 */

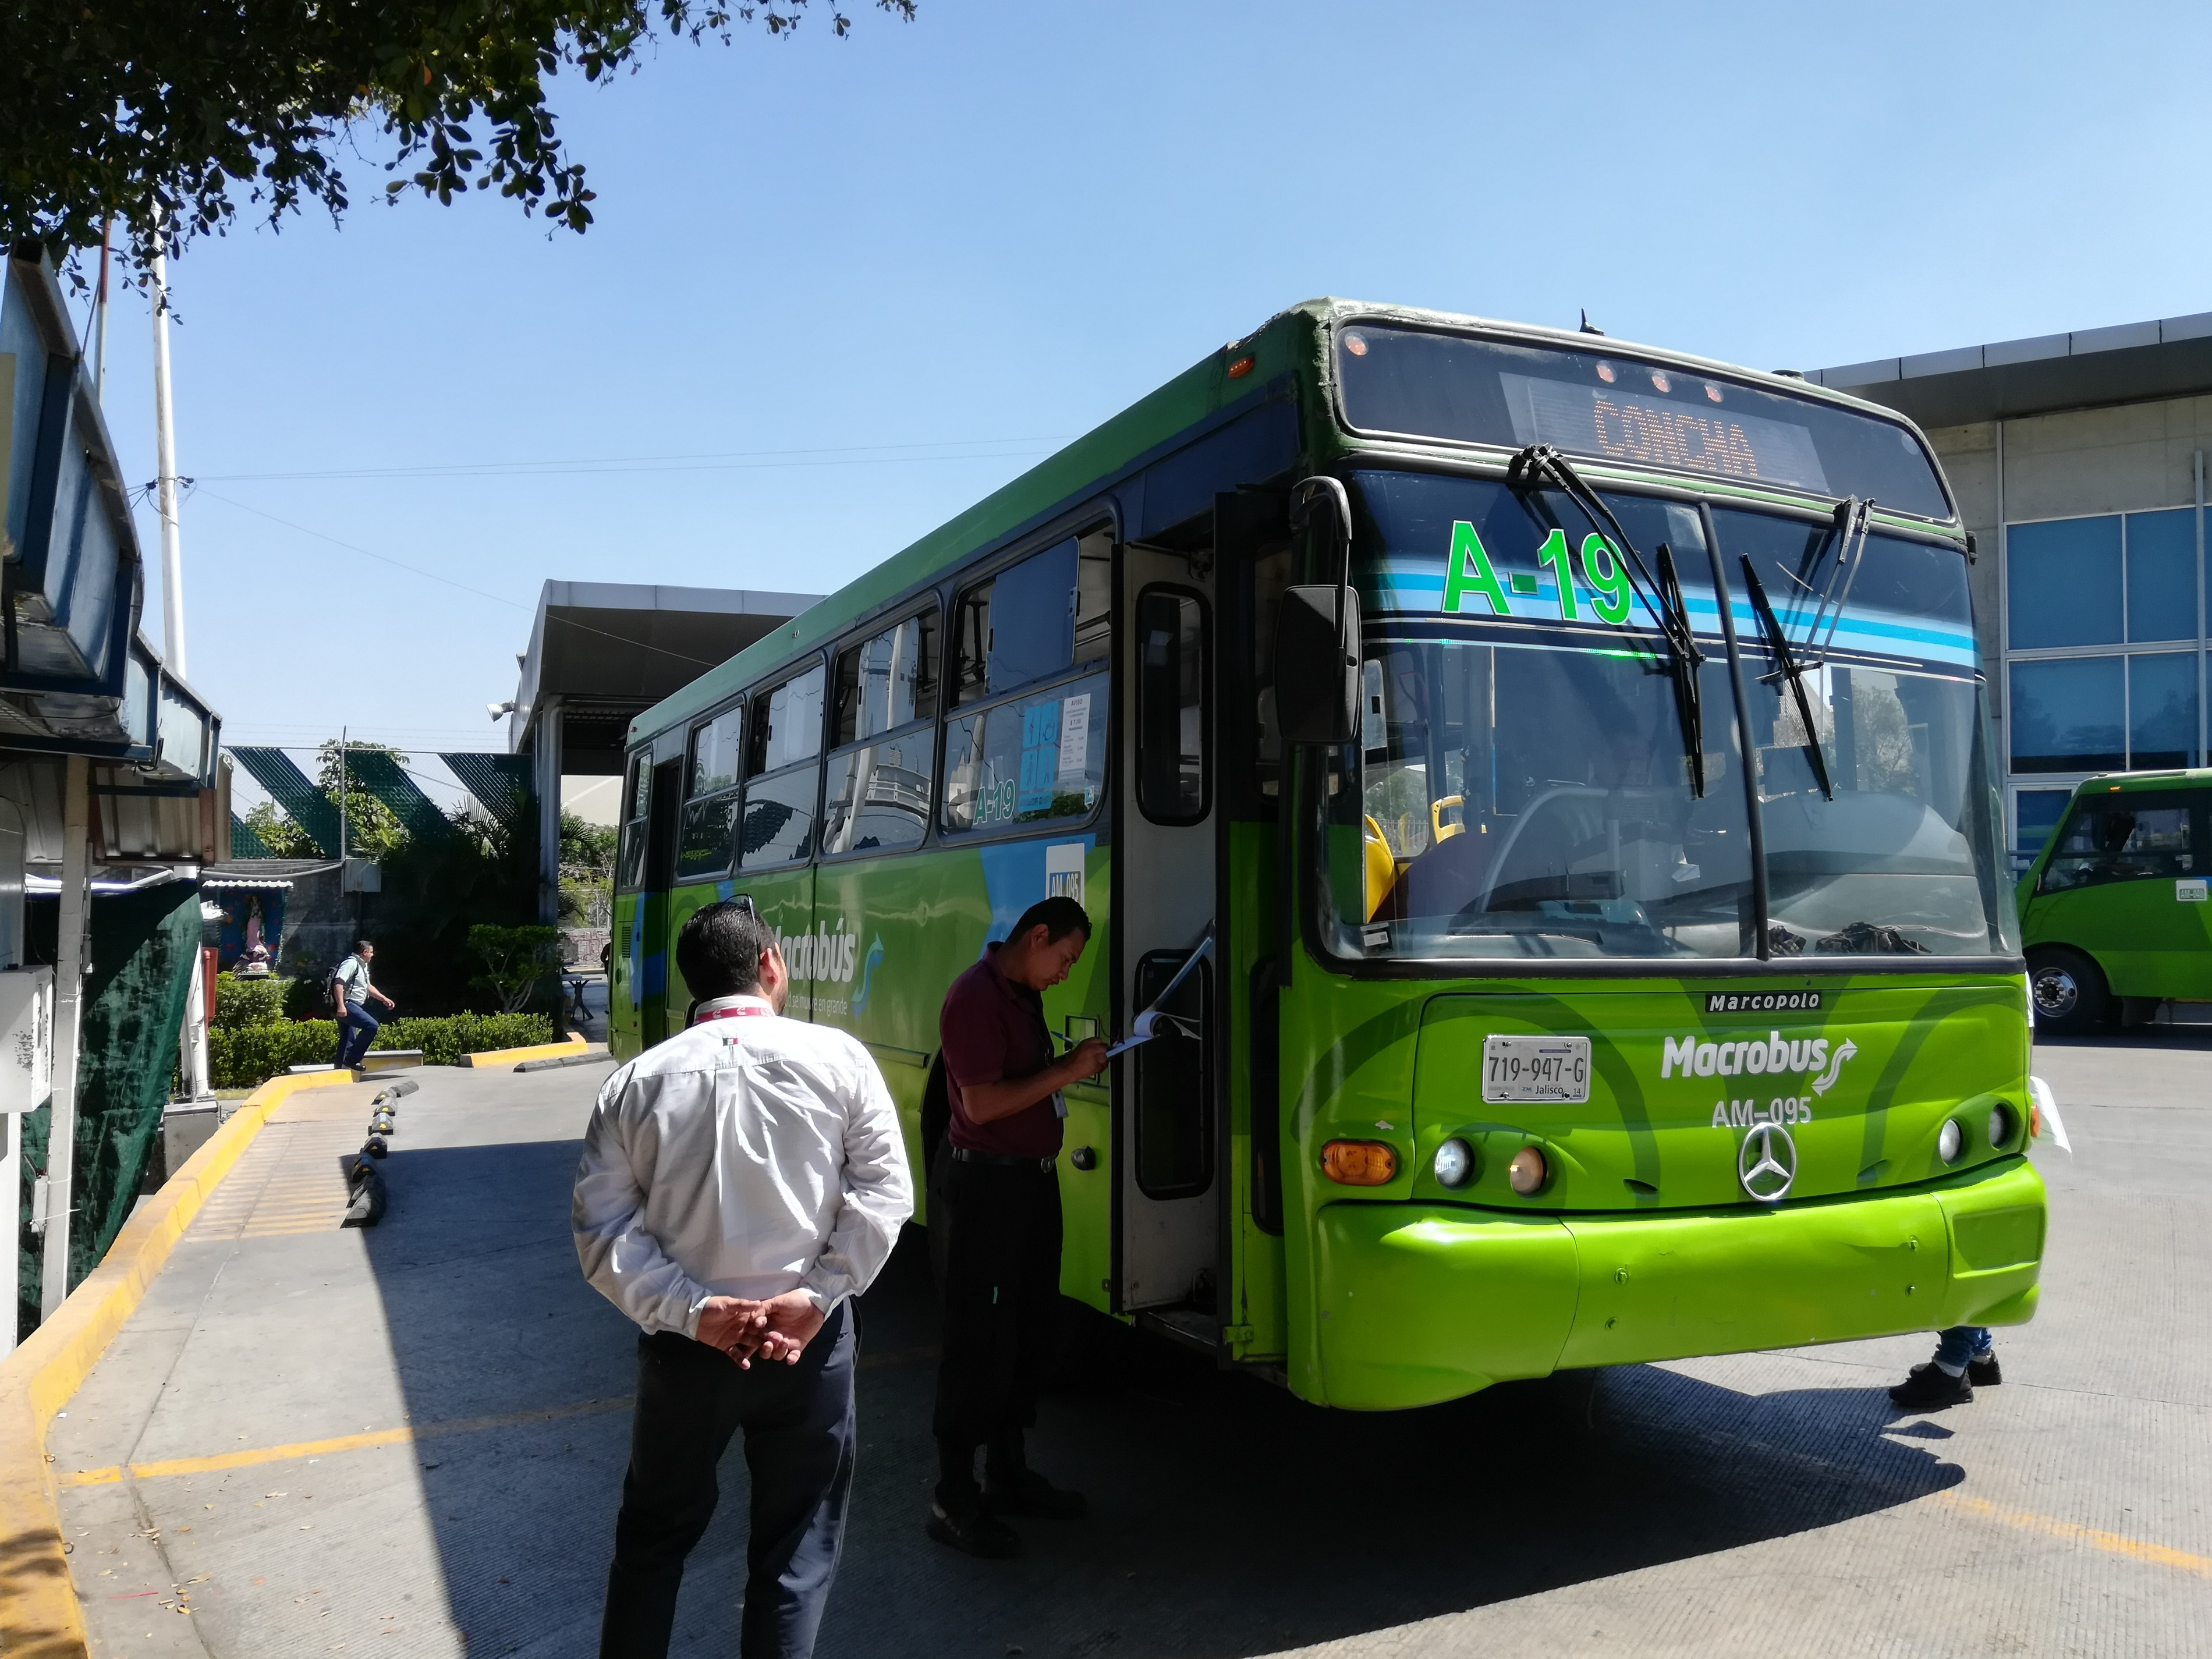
xmin=1275 ymin=584 xmax=1361 ymax=745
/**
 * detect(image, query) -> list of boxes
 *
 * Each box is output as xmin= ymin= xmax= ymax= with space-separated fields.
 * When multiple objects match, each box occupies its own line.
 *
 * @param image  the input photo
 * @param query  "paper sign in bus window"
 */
xmin=1017 ymin=699 xmax=1062 ymax=814
xmin=1057 ymin=693 xmax=1091 ymax=786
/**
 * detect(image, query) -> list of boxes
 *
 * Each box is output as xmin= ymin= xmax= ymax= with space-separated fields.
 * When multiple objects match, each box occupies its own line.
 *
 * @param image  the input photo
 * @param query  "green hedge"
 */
xmin=207 ymin=1012 xmax=558 ymax=1089
xmin=214 ymin=972 xmax=293 ymax=1027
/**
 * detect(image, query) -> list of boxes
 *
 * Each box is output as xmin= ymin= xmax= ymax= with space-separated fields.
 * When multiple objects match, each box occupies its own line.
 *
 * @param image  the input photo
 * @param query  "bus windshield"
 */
xmin=1321 ymin=472 xmax=2016 ymax=963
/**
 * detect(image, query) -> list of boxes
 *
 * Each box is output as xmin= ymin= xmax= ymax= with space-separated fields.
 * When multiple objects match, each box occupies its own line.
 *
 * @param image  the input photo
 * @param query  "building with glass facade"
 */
xmin=1809 ymin=318 xmax=2212 ymax=863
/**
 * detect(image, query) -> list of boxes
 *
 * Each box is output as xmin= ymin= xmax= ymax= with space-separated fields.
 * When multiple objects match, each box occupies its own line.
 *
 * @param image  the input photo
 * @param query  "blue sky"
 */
xmin=76 ymin=0 xmax=2212 ymax=813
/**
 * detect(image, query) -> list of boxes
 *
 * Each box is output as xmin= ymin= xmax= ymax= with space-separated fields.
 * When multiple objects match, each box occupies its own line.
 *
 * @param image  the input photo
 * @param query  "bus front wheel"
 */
xmin=2029 ymin=947 xmax=2112 ymax=1035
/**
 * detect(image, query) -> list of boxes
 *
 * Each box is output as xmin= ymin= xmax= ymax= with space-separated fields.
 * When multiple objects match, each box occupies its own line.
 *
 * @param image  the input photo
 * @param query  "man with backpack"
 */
xmin=332 ymin=939 xmax=395 ymax=1068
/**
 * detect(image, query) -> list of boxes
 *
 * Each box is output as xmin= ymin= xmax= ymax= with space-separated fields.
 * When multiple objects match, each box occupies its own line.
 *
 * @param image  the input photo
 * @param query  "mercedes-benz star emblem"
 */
xmin=1738 ymin=1122 xmax=1797 ymax=1203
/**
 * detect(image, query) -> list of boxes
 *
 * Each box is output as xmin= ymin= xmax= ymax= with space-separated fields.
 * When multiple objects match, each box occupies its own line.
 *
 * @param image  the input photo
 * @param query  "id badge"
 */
xmin=1051 ymin=1090 xmax=1067 ymax=1120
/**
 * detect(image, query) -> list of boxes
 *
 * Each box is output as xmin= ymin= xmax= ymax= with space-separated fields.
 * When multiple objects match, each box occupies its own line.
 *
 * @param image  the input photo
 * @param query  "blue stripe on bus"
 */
xmin=1359 ymin=565 xmax=1976 ymax=665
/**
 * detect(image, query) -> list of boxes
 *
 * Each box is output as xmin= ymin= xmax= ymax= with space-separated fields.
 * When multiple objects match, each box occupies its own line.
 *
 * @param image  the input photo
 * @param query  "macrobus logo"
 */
xmin=1661 ymin=1030 xmax=1858 ymax=1095
xmin=772 ymin=919 xmax=862 ymax=984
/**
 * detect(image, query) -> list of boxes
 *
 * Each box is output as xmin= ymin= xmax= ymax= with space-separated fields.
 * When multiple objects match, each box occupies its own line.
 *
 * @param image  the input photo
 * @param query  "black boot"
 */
xmin=927 ymin=1500 xmax=1022 ymax=1558
xmin=1888 ymin=1362 xmax=1973 ymax=1410
xmin=1966 ymin=1353 xmax=2002 ymax=1387
xmin=982 ymin=1433 xmax=1086 ymax=1520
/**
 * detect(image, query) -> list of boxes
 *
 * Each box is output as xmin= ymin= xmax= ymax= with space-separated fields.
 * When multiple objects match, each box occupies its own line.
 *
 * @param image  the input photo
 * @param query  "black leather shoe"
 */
xmin=1967 ymin=1353 xmax=2002 ymax=1388
xmin=927 ymin=1502 xmax=1022 ymax=1558
xmin=983 ymin=1469 xmax=1087 ymax=1520
xmin=1888 ymin=1362 xmax=1973 ymax=1410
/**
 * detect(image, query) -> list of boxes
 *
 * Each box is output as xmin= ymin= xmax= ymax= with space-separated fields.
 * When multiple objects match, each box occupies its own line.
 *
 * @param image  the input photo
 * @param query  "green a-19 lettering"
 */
xmin=1442 ymin=521 xmax=1636 ymax=626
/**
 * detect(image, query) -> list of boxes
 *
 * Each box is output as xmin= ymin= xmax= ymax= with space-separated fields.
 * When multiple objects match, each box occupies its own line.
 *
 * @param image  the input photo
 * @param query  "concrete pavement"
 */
xmin=45 ymin=1033 xmax=2212 ymax=1656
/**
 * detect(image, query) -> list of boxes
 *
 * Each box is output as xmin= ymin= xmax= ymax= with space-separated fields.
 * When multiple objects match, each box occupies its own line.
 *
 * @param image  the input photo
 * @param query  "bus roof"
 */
xmin=628 ymin=299 xmax=1943 ymax=749
xmin=2071 ymin=768 xmax=2212 ymax=795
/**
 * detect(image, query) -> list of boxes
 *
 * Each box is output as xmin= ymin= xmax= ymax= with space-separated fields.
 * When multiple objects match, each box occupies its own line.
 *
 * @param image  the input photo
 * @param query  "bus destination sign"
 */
xmin=1501 ymin=371 xmax=1831 ymax=492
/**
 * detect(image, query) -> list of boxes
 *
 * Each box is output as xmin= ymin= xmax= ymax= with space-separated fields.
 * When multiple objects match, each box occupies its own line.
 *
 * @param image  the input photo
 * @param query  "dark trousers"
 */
xmin=334 ymin=1004 xmax=378 ymax=1067
xmin=600 ymin=1305 xmax=856 ymax=1659
xmin=928 ymin=1150 xmax=1062 ymax=1506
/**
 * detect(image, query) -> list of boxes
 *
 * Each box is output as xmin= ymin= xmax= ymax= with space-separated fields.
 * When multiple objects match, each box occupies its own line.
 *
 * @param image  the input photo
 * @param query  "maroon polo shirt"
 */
xmin=940 ymin=944 xmax=1061 ymax=1160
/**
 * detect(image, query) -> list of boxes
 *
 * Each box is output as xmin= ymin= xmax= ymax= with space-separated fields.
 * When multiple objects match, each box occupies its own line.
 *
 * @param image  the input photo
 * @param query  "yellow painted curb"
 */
xmin=461 ymin=1033 xmax=597 ymax=1069
xmin=0 ymin=1068 xmax=363 ymax=1658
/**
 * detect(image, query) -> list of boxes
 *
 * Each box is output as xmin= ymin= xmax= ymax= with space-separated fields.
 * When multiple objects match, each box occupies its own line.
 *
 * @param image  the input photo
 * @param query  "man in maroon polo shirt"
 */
xmin=926 ymin=895 xmax=1107 ymax=1558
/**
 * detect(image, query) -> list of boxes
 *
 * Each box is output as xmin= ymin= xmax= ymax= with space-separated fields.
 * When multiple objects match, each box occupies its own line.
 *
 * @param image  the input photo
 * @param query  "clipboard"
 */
xmin=1101 ymin=930 xmax=1213 ymax=1060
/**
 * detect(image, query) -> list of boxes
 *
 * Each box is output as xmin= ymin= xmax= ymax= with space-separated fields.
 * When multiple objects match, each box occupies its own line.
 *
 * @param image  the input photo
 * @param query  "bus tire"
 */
xmin=2029 ymin=947 xmax=2112 ymax=1035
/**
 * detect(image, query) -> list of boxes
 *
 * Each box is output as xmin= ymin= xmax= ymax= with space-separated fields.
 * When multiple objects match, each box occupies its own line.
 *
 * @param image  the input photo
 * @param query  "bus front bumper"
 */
xmin=1310 ymin=1156 xmax=2046 ymax=1410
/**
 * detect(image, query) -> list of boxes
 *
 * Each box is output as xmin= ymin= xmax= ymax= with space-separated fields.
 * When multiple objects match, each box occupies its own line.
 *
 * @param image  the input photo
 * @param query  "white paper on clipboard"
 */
xmin=1103 ymin=930 xmax=1213 ymax=1060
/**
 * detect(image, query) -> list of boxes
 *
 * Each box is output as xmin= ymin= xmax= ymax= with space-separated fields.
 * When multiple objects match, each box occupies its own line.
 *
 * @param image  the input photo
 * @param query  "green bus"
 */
xmin=2020 ymin=768 xmax=2212 ymax=1033
xmin=609 ymin=300 xmax=2047 ymax=1410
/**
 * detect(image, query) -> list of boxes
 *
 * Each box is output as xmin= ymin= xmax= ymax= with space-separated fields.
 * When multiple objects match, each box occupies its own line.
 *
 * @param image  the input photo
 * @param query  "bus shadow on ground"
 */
xmin=356 ymin=1139 xmax=1963 ymax=1659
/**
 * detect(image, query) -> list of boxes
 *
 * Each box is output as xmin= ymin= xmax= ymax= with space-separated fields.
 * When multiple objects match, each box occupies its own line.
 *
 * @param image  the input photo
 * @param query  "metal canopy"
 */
xmin=1 ymin=250 xmax=221 ymax=779
xmin=1810 ymin=311 xmax=2212 ymax=430
xmin=509 ymin=581 xmax=820 ymax=774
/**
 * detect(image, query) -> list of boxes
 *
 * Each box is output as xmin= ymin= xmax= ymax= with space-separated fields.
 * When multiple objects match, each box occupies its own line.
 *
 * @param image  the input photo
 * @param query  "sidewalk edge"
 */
xmin=462 ymin=1034 xmax=597 ymax=1069
xmin=0 ymin=1068 xmax=360 ymax=1657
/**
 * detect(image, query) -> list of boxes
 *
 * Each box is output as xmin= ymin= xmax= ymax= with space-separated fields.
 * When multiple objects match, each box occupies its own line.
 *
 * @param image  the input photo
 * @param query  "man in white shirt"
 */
xmin=331 ymin=939 xmax=394 ymax=1068
xmin=573 ymin=898 xmax=912 ymax=1659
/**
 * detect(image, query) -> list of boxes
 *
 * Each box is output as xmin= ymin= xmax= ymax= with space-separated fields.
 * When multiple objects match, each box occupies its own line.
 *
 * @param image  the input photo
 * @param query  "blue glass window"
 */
xmin=2007 ymin=517 xmax=2122 ymax=648
xmin=2014 ymin=789 xmax=2072 ymax=859
xmin=2009 ymin=655 xmax=2124 ymax=772
xmin=2126 ymin=509 xmax=2197 ymax=644
xmin=2128 ymin=651 xmax=2199 ymax=768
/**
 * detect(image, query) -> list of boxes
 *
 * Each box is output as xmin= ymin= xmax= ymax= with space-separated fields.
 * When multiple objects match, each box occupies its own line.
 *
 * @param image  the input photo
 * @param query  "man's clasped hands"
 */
xmin=696 ymin=1289 xmax=827 ymax=1369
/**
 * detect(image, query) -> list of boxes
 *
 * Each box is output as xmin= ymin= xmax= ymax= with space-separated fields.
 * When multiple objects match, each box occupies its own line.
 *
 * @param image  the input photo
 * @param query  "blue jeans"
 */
xmin=1933 ymin=1324 xmax=1993 ymax=1376
xmin=335 ymin=1004 xmax=379 ymax=1068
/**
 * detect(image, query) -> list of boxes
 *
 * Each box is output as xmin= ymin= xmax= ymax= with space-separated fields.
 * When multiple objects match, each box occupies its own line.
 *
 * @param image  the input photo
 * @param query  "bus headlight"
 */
xmin=1433 ymin=1138 xmax=1475 ymax=1188
xmin=1321 ymin=1140 xmax=1398 ymax=1186
xmin=1507 ymin=1145 xmax=1548 ymax=1195
xmin=1937 ymin=1119 xmax=1963 ymax=1163
xmin=1987 ymin=1105 xmax=2014 ymax=1150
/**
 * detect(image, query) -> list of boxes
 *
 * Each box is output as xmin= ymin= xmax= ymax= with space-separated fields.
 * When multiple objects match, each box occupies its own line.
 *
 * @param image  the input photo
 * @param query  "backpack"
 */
xmin=920 ymin=1054 xmax=951 ymax=1180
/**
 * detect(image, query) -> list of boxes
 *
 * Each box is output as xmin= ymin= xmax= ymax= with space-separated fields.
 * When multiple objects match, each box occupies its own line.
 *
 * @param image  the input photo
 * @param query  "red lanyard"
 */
xmin=694 ymin=1003 xmax=772 ymax=1025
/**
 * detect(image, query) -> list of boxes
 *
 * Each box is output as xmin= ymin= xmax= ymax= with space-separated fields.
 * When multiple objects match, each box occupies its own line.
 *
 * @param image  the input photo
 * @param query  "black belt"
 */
xmin=951 ymin=1147 xmax=1056 ymax=1174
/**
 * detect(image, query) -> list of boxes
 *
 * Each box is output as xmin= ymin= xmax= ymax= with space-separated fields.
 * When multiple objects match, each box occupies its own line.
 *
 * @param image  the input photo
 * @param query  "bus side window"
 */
xmin=740 ymin=662 xmax=827 ymax=869
xmin=2039 ymin=793 xmax=2196 ymax=894
xmin=616 ymin=753 xmax=651 ymax=889
xmin=676 ymin=704 xmax=744 ymax=881
xmin=1136 ymin=586 xmax=1208 ymax=824
xmin=951 ymin=580 xmax=993 ymax=707
xmin=824 ymin=609 xmax=940 ymax=857
xmin=955 ymin=530 xmax=1113 ymax=709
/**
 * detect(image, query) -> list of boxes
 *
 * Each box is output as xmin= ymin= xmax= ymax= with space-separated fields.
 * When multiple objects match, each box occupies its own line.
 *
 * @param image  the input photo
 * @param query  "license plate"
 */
xmin=1482 ymin=1036 xmax=1591 ymax=1104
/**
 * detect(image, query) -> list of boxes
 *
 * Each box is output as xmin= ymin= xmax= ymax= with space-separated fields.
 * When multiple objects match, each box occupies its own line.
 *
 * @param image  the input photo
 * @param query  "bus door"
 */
xmin=641 ymin=753 xmax=682 ymax=1047
xmin=1116 ymin=543 xmax=1218 ymax=1315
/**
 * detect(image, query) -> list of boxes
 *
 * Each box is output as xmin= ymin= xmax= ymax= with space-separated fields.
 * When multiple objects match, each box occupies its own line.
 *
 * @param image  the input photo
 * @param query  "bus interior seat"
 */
xmin=1362 ymin=815 xmax=1398 ymax=921
xmin=1376 ymin=818 xmax=1498 ymax=923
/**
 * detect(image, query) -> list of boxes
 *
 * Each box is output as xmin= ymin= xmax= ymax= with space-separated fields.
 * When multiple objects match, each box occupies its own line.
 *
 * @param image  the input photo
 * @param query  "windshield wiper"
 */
xmin=1789 ymin=494 xmax=1874 ymax=657
xmin=1738 ymin=556 xmax=1835 ymax=800
xmin=1506 ymin=445 xmax=1708 ymax=796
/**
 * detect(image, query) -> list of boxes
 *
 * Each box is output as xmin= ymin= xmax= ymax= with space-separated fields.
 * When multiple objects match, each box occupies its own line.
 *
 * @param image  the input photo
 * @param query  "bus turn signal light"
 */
xmin=1321 ymin=1140 xmax=1398 ymax=1185
xmin=1507 ymin=1146 xmax=1548 ymax=1195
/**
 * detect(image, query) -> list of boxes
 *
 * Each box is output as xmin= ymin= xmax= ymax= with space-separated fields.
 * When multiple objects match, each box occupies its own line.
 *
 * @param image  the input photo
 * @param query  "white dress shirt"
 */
xmin=572 ymin=994 xmax=913 ymax=1338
